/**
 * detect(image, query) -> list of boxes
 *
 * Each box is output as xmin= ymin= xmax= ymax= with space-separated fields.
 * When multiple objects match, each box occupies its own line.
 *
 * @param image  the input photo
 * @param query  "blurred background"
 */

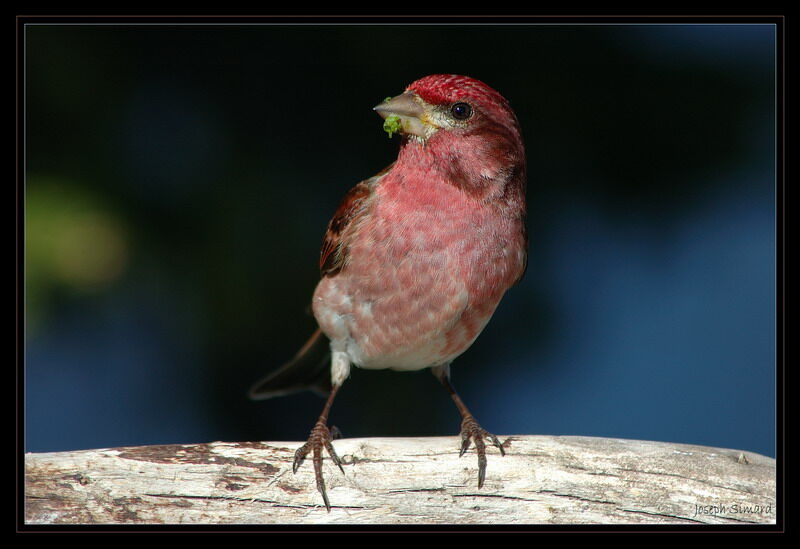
xmin=24 ymin=23 xmax=776 ymax=458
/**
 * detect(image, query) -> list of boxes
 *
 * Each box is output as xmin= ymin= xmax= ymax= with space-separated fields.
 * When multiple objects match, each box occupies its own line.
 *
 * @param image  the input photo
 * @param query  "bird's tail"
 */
xmin=248 ymin=328 xmax=332 ymax=400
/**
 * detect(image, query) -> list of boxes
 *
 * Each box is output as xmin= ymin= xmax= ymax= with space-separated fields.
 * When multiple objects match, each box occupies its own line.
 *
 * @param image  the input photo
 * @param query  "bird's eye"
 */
xmin=449 ymin=102 xmax=473 ymax=120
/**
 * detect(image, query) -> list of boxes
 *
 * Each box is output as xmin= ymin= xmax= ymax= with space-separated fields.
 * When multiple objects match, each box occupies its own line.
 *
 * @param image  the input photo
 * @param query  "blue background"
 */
xmin=25 ymin=24 xmax=776 ymax=458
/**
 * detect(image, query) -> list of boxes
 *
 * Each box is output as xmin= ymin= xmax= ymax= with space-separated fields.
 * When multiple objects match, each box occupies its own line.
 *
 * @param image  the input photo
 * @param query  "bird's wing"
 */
xmin=320 ymin=165 xmax=391 ymax=277
xmin=249 ymin=166 xmax=393 ymax=400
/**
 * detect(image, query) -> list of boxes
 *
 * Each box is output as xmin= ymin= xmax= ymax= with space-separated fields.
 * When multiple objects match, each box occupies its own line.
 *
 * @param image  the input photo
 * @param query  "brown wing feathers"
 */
xmin=320 ymin=168 xmax=386 ymax=277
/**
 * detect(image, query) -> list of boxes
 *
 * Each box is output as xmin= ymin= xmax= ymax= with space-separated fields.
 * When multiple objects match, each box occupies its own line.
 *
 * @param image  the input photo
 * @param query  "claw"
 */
xmin=292 ymin=443 xmax=308 ymax=474
xmin=325 ymin=439 xmax=345 ymax=474
xmin=459 ymin=433 xmax=472 ymax=456
xmin=457 ymin=415 xmax=504 ymax=488
xmin=292 ymin=421 xmax=343 ymax=512
xmin=488 ymin=433 xmax=506 ymax=456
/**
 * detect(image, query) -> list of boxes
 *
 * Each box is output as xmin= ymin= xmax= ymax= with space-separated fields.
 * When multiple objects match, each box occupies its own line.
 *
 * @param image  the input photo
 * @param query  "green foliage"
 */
xmin=382 ymin=115 xmax=402 ymax=139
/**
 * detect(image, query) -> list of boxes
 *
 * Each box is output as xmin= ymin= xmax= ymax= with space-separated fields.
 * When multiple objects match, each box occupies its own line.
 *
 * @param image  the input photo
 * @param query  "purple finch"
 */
xmin=251 ymin=74 xmax=527 ymax=511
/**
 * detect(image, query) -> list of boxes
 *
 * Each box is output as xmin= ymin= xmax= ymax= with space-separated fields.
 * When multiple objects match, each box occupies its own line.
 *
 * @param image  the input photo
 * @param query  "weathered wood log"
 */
xmin=24 ymin=435 xmax=776 ymax=525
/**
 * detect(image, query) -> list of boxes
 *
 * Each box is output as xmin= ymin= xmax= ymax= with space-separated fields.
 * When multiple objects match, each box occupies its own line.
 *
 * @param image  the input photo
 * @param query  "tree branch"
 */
xmin=24 ymin=435 xmax=776 ymax=525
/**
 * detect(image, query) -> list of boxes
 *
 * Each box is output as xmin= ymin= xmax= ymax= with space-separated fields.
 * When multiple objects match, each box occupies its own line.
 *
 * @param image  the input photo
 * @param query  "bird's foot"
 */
xmin=293 ymin=420 xmax=344 ymax=511
xmin=458 ymin=414 xmax=505 ymax=488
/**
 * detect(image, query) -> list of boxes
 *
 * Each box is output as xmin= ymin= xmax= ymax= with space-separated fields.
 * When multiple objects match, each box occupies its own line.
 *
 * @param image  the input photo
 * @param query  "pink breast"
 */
xmin=313 ymin=179 xmax=523 ymax=369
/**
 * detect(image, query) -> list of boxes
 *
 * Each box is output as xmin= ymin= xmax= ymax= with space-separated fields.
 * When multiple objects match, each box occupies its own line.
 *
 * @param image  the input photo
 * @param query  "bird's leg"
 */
xmin=432 ymin=364 xmax=505 ymax=488
xmin=292 ymin=383 xmax=345 ymax=512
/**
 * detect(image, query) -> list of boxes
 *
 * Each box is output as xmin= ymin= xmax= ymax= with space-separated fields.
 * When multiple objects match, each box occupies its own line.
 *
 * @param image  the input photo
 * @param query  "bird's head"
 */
xmin=375 ymin=74 xmax=521 ymax=144
xmin=374 ymin=74 xmax=526 ymax=199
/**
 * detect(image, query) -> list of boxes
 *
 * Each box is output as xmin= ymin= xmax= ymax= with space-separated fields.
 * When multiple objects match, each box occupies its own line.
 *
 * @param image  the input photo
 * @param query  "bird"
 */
xmin=250 ymin=74 xmax=527 ymax=511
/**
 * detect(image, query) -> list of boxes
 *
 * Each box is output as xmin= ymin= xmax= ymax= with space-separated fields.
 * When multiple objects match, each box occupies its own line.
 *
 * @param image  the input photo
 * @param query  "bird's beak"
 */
xmin=373 ymin=92 xmax=432 ymax=138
